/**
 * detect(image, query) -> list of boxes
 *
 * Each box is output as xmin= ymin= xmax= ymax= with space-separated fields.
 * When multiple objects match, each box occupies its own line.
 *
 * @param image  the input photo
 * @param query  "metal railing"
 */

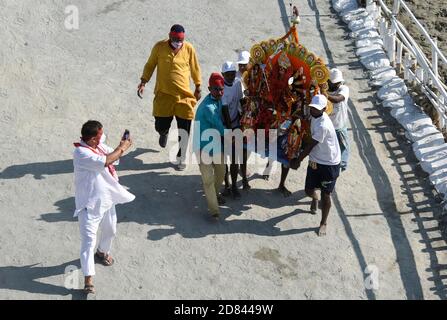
xmin=367 ymin=0 xmax=447 ymax=130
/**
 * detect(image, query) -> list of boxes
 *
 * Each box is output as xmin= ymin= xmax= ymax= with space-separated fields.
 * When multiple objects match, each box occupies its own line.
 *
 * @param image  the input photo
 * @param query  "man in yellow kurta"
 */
xmin=138 ymin=24 xmax=202 ymax=170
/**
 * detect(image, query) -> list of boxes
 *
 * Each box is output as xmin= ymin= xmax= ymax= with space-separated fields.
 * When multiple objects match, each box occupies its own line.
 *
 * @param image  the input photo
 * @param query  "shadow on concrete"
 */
xmin=0 ymin=260 xmax=87 ymax=300
xmin=42 ymin=167 xmax=313 ymax=237
xmin=0 ymin=148 xmax=160 ymax=180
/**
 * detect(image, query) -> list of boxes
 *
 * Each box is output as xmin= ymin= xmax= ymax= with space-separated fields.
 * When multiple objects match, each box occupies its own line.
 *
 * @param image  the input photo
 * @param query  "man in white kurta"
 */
xmin=73 ymin=120 xmax=135 ymax=293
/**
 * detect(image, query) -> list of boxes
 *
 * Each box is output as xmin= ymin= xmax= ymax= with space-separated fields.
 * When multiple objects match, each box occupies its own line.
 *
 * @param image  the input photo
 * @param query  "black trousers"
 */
xmin=155 ymin=116 xmax=191 ymax=158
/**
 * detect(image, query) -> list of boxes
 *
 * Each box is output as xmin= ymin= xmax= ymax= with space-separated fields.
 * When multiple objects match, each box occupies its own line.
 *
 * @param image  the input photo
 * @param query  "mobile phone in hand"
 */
xmin=122 ymin=129 xmax=130 ymax=140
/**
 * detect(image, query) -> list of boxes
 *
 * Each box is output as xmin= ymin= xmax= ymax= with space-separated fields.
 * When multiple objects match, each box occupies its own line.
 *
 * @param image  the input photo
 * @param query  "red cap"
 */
xmin=209 ymin=72 xmax=225 ymax=87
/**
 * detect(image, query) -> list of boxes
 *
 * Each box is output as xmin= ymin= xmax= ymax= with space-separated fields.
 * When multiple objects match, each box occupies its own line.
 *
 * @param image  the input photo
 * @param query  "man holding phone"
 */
xmin=73 ymin=120 xmax=135 ymax=294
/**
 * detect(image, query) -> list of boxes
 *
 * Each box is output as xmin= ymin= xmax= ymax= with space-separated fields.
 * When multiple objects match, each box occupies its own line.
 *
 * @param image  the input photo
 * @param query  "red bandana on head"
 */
xmin=169 ymin=31 xmax=185 ymax=40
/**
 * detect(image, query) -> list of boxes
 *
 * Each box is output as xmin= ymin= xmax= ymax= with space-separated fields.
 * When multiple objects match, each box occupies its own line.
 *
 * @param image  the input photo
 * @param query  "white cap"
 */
xmin=330 ymin=68 xmax=344 ymax=83
xmin=308 ymin=94 xmax=328 ymax=111
xmin=237 ymin=51 xmax=250 ymax=65
xmin=221 ymin=61 xmax=237 ymax=73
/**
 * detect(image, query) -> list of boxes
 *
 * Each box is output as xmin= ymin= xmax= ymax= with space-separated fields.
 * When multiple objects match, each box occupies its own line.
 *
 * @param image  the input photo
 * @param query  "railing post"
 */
xmin=403 ymin=52 xmax=411 ymax=81
xmin=396 ymin=39 xmax=403 ymax=75
xmin=387 ymin=31 xmax=396 ymax=65
xmin=392 ymin=0 xmax=400 ymax=16
xmin=379 ymin=18 xmax=387 ymax=36
xmin=432 ymin=37 xmax=439 ymax=79
xmin=415 ymin=67 xmax=424 ymax=83
xmin=439 ymin=95 xmax=445 ymax=130
xmin=391 ymin=0 xmax=400 ymax=34
xmin=366 ymin=1 xmax=378 ymax=20
xmin=396 ymin=39 xmax=403 ymax=64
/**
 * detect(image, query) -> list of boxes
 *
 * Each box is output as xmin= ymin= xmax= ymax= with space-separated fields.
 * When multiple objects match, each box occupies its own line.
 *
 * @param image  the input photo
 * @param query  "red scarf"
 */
xmin=74 ymin=142 xmax=118 ymax=180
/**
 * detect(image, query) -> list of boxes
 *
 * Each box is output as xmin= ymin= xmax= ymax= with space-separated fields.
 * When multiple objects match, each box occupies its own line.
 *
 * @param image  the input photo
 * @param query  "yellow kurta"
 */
xmin=141 ymin=40 xmax=202 ymax=120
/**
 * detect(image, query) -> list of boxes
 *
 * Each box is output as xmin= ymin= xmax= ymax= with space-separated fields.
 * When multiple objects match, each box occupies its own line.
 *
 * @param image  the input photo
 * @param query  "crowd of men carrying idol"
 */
xmin=73 ymin=24 xmax=350 ymax=293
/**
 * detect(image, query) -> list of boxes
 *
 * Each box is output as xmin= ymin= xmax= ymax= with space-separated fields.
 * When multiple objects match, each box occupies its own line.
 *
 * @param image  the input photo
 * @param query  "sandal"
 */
xmin=95 ymin=251 xmax=114 ymax=266
xmin=83 ymin=284 xmax=95 ymax=294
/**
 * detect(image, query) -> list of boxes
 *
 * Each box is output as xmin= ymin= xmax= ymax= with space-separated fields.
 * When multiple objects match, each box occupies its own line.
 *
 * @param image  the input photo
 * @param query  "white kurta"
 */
xmin=73 ymin=140 xmax=135 ymax=276
xmin=73 ymin=141 xmax=135 ymax=217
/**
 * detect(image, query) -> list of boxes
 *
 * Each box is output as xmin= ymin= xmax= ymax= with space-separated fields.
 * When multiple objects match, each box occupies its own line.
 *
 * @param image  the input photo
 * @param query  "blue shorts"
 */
xmin=305 ymin=161 xmax=340 ymax=194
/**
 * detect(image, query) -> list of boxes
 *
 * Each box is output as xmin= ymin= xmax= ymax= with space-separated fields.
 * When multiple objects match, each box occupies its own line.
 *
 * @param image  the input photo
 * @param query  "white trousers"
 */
xmin=78 ymin=206 xmax=117 ymax=276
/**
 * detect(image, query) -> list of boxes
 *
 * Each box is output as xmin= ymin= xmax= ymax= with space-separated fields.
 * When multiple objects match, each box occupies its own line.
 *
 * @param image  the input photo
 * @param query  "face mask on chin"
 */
xmin=328 ymin=82 xmax=339 ymax=92
xmin=311 ymin=112 xmax=323 ymax=119
xmin=171 ymin=41 xmax=183 ymax=49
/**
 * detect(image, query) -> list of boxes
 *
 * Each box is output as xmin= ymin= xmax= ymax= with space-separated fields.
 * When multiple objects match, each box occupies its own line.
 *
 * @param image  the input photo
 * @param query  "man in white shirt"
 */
xmin=327 ymin=68 xmax=350 ymax=171
xmin=221 ymin=61 xmax=250 ymax=199
xmin=236 ymin=51 xmax=250 ymax=85
xmin=73 ymin=120 xmax=135 ymax=294
xmin=296 ymin=95 xmax=341 ymax=236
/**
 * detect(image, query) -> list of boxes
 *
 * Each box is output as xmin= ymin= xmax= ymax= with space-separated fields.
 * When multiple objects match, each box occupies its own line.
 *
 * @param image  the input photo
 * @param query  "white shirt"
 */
xmin=222 ymin=78 xmax=244 ymax=129
xmin=73 ymin=140 xmax=135 ymax=217
xmin=309 ymin=112 xmax=341 ymax=166
xmin=329 ymin=84 xmax=349 ymax=129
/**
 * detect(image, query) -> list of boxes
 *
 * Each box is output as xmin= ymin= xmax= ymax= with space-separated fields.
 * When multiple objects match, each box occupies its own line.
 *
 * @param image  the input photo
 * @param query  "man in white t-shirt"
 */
xmin=296 ymin=95 xmax=341 ymax=236
xmin=220 ymin=61 xmax=250 ymax=199
xmin=236 ymin=51 xmax=250 ymax=85
xmin=327 ymin=68 xmax=350 ymax=171
xmin=73 ymin=120 xmax=135 ymax=294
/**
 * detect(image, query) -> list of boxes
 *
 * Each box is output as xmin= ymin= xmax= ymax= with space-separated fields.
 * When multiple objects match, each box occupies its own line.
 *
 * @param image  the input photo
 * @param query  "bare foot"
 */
xmin=318 ymin=224 xmax=327 ymax=237
xmin=278 ymin=185 xmax=292 ymax=197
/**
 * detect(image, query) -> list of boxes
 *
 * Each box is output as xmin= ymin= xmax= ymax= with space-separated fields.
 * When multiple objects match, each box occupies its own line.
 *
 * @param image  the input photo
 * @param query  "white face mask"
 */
xmin=171 ymin=41 xmax=183 ymax=49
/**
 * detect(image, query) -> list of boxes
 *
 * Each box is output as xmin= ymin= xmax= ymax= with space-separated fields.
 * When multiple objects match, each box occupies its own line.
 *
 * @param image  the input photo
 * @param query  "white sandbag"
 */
xmin=403 ymin=117 xmax=437 ymax=142
xmin=395 ymin=110 xmax=427 ymax=129
xmin=343 ymin=11 xmax=368 ymax=25
xmin=377 ymin=78 xmax=407 ymax=100
xmin=357 ymin=45 xmax=383 ymax=56
xmin=382 ymin=98 xmax=404 ymax=108
xmin=405 ymin=123 xmax=443 ymax=146
xmin=351 ymin=28 xmax=380 ymax=40
xmin=333 ymin=0 xmax=358 ymax=13
xmin=371 ymin=74 xmax=400 ymax=87
xmin=412 ymin=133 xmax=445 ymax=154
xmin=415 ymin=141 xmax=447 ymax=160
xmin=369 ymin=66 xmax=396 ymax=78
xmin=360 ymin=52 xmax=390 ymax=70
xmin=349 ymin=16 xmax=376 ymax=32
xmin=356 ymin=37 xmax=384 ymax=48
xmin=433 ymin=179 xmax=447 ymax=195
xmin=356 ymin=45 xmax=383 ymax=57
xmin=421 ymin=156 xmax=447 ymax=175
xmin=342 ymin=8 xmax=367 ymax=23
xmin=390 ymin=104 xmax=419 ymax=119
xmin=429 ymin=169 xmax=447 ymax=195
